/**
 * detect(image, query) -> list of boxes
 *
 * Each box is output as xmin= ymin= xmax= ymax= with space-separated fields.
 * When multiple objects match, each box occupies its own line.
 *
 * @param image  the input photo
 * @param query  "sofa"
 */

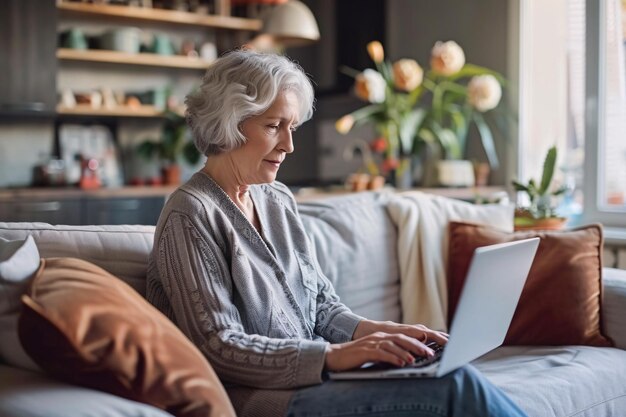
xmin=1 ymin=190 xmax=625 ymax=417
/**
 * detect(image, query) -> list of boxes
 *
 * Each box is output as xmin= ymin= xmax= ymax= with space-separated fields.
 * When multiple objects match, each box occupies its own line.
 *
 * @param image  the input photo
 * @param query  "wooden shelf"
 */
xmin=57 ymin=1 xmax=262 ymax=31
xmin=57 ymin=104 xmax=163 ymax=118
xmin=57 ymin=48 xmax=213 ymax=69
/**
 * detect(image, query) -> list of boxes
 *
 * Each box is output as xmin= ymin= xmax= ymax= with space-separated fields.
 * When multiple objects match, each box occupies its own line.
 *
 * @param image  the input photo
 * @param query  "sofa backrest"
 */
xmin=0 ymin=191 xmax=401 ymax=322
xmin=299 ymin=191 xmax=400 ymax=322
xmin=0 ymin=223 xmax=154 ymax=294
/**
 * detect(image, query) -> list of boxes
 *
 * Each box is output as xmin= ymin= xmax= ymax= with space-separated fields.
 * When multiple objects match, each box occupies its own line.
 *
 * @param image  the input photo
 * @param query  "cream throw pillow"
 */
xmin=0 ymin=236 xmax=41 ymax=371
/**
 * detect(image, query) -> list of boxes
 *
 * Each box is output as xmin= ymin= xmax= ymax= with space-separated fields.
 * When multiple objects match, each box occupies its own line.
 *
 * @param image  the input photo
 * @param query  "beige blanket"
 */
xmin=387 ymin=191 xmax=513 ymax=331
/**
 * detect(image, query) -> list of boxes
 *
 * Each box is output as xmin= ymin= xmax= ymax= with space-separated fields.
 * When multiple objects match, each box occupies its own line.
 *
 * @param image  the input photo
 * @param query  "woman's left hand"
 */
xmin=352 ymin=319 xmax=448 ymax=346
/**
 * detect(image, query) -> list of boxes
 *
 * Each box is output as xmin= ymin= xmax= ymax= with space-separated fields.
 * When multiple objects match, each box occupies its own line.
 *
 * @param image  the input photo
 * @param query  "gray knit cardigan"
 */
xmin=147 ymin=172 xmax=363 ymax=416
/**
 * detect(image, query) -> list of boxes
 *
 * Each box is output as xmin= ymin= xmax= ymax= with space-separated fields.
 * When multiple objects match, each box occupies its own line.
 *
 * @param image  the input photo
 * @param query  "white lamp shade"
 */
xmin=263 ymin=0 xmax=320 ymax=46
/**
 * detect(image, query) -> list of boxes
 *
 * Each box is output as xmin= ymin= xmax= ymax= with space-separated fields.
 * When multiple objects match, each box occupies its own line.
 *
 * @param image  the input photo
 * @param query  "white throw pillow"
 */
xmin=0 ymin=236 xmax=41 ymax=371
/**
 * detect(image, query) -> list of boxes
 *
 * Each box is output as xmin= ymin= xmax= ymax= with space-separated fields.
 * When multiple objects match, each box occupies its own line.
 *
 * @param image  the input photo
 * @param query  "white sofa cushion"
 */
xmin=0 ymin=236 xmax=39 ymax=282
xmin=474 ymin=346 xmax=626 ymax=417
xmin=299 ymin=192 xmax=401 ymax=322
xmin=0 ymin=364 xmax=173 ymax=417
xmin=0 ymin=236 xmax=41 ymax=371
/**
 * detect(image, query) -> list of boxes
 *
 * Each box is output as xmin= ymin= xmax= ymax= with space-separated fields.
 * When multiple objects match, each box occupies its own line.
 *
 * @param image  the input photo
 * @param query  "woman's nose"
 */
xmin=279 ymin=128 xmax=294 ymax=154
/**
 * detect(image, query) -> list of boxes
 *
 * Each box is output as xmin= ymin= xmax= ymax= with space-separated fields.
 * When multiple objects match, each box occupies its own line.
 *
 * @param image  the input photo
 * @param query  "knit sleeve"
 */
xmin=312 ymin=259 xmax=364 ymax=343
xmin=155 ymin=211 xmax=328 ymax=389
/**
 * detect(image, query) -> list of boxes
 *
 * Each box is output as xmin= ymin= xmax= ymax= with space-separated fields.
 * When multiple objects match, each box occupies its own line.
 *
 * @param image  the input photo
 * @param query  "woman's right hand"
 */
xmin=324 ymin=332 xmax=436 ymax=372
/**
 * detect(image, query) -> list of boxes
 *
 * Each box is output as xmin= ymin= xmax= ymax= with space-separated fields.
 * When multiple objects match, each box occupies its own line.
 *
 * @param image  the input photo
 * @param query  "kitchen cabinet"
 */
xmin=0 ymin=199 xmax=82 ymax=225
xmin=84 ymin=197 xmax=163 ymax=225
xmin=0 ymin=187 xmax=174 ymax=226
xmin=0 ymin=0 xmax=57 ymax=116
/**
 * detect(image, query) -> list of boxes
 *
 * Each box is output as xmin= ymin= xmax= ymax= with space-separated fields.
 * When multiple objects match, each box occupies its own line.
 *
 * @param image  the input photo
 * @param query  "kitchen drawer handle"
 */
xmin=17 ymin=201 xmax=62 ymax=212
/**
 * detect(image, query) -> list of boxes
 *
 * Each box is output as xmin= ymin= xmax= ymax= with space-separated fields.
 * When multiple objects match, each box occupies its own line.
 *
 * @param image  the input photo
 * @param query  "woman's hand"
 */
xmin=352 ymin=319 xmax=448 ymax=346
xmin=324 ymin=331 xmax=437 ymax=372
xmin=324 ymin=320 xmax=449 ymax=372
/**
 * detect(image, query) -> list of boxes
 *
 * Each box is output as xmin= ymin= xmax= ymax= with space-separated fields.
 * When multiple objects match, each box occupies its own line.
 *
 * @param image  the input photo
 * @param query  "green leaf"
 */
xmin=399 ymin=108 xmax=426 ymax=155
xmin=418 ymin=128 xmax=437 ymax=144
xmin=482 ymin=110 xmax=509 ymax=144
xmin=350 ymin=104 xmax=385 ymax=123
xmin=539 ymin=146 xmax=558 ymax=195
xmin=136 ymin=140 xmax=158 ymax=160
xmin=338 ymin=65 xmax=361 ymax=78
xmin=375 ymin=60 xmax=394 ymax=88
xmin=448 ymin=109 xmax=468 ymax=150
xmin=473 ymin=112 xmax=499 ymax=169
xmin=438 ymin=80 xmax=468 ymax=95
xmin=421 ymin=76 xmax=437 ymax=92
xmin=407 ymin=85 xmax=425 ymax=106
xmin=432 ymin=124 xmax=461 ymax=159
xmin=527 ymin=179 xmax=538 ymax=201
xmin=511 ymin=180 xmax=529 ymax=193
xmin=553 ymin=185 xmax=568 ymax=196
xmin=183 ymin=141 xmax=201 ymax=165
xmin=432 ymin=83 xmax=444 ymax=123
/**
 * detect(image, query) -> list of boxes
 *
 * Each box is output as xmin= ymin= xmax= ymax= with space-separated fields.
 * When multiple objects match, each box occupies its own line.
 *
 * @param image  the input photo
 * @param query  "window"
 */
xmin=583 ymin=0 xmax=626 ymax=227
xmin=517 ymin=0 xmax=626 ymax=227
xmin=517 ymin=0 xmax=585 ymax=220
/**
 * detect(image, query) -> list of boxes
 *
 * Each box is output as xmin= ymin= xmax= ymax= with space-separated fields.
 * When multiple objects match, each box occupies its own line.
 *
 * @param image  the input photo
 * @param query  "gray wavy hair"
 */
xmin=185 ymin=50 xmax=315 ymax=156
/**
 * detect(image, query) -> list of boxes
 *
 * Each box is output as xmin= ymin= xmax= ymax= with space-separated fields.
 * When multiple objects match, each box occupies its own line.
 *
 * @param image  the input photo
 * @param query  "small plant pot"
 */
xmin=473 ymin=162 xmax=491 ymax=186
xmin=437 ymin=160 xmax=475 ymax=187
xmin=346 ymin=173 xmax=371 ymax=192
xmin=367 ymin=175 xmax=386 ymax=190
xmin=161 ymin=164 xmax=181 ymax=185
xmin=514 ymin=214 xmax=567 ymax=231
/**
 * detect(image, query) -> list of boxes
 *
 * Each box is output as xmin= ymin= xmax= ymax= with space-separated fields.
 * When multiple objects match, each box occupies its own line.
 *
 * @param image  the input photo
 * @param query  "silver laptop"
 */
xmin=329 ymin=237 xmax=540 ymax=380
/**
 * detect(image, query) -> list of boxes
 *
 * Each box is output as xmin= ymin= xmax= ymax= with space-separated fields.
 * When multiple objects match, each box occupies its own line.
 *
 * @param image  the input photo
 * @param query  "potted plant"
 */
xmin=512 ymin=146 xmax=568 ymax=230
xmin=137 ymin=111 xmax=201 ymax=185
xmin=335 ymin=40 xmax=509 ymax=189
xmin=334 ymin=40 xmax=426 ymax=189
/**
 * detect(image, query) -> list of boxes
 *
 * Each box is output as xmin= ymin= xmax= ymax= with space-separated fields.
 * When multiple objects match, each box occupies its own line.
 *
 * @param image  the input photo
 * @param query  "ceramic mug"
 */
xmin=151 ymin=34 xmax=175 ymax=56
xmin=63 ymin=28 xmax=88 ymax=50
xmin=101 ymin=28 xmax=141 ymax=54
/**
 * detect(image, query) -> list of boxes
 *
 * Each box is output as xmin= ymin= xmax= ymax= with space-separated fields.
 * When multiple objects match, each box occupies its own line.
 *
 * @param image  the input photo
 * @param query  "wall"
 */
xmin=0 ymin=121 xmax=55 ymax=187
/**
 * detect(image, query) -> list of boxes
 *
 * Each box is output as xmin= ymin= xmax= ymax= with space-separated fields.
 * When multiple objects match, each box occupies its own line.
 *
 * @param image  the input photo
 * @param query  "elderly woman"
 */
xmin=147 ymin=50 xmax=527 ymax=417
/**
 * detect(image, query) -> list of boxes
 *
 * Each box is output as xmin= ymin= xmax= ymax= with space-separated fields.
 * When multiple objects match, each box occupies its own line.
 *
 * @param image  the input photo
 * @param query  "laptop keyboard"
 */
xmin=360 ymin=342 xmax=445 ymax=371
xmin=409 ymin=342 xmax=444 ymax=368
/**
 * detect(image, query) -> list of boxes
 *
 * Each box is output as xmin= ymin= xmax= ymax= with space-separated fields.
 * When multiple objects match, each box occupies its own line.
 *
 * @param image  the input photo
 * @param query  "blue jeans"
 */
xmin=285 ymin=365 xmax=527 ymax=417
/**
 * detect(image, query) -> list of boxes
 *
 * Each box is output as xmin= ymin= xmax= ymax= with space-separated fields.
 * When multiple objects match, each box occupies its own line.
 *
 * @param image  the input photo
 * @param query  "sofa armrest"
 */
xmin=603 ymin=267 xmax=626 ymax=349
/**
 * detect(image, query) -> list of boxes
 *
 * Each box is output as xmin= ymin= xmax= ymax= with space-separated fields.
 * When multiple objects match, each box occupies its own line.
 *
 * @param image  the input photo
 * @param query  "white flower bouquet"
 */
xmin=336 ymin=40 xmax=508 ymax=183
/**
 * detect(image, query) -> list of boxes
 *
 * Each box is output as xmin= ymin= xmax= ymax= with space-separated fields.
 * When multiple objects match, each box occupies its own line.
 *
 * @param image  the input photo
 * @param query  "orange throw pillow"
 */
xmin=18 ymin=257 xmax=235 ymax=417
xmin=448 ymin=222 xmax=612 ymax=347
